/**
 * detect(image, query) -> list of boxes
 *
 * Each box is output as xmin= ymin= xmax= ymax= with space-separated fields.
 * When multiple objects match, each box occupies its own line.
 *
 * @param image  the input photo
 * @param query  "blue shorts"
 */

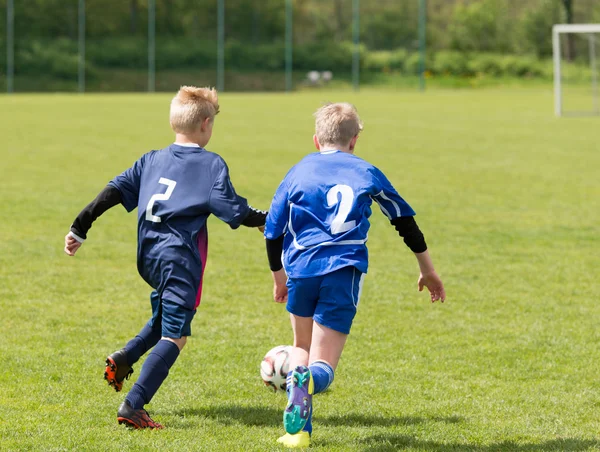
xmin=147 ymin=291 xmax=196 ymax=338
xmin=286 ymin=266 xmax=365 ymax=335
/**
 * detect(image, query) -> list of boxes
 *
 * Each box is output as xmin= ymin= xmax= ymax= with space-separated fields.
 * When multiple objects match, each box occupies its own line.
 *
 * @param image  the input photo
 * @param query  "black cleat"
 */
xmin=104 ymin=349 xmax=133 ymax=392
xmin=117 ymin=400 xmax=164 ymax=429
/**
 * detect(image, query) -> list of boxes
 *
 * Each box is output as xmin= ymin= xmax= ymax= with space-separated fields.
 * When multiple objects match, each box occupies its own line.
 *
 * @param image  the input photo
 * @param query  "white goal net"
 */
xmin=553 ymin=24 xmax=600 ymax=116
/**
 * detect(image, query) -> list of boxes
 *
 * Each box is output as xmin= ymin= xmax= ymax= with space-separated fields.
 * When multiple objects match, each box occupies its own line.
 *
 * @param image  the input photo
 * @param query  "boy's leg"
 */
xmin=289 ymin=313 xmax=313 ymax=368
xmin=297 ymin=267 xmax=363 ymax=437
xmin=123 ymin=291 xmax=163 ymax=364
xmin=288 ymin=323 xmax=346 ymax=437
xmin=118 ymin=299 xmax=195 ymax=429
xmin=282 ymin=278 xmax=320 ymax=438
xmin=307 ymin=265 xmax=362 ymax=397
xmin=104 ymin=291 xmax=162 ymax=392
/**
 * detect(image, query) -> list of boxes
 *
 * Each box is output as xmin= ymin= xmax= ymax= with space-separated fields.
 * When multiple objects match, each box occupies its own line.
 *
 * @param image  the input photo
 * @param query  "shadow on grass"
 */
xmin=172 ymin=404 xmax=464 ymax=428
xmin=319 ymin=413 xmax=464 ymax=427
xmin=359 ymin=434 xmax=600 ymax=452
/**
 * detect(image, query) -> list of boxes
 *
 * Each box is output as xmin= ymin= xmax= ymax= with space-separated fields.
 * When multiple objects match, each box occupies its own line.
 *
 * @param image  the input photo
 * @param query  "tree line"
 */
xmin=1 ymin=0 xmax=598 ymax=58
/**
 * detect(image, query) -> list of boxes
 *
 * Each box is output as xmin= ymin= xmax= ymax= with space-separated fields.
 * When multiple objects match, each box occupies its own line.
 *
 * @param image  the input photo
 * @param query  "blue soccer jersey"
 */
xmin=264 ymin=150 xmax=415 ymax=279
xmin=109 ymin=143 xmax=249 ymax=309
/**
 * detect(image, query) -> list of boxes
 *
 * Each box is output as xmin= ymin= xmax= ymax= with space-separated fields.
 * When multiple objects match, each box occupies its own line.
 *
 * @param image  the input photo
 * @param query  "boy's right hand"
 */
xmin=271 ymin=269 xmax=288 ymax=303
xmin=64 ymin=232 xmax=83 ymax=256
xmin=418 ymin=271 xmax=446 ymax=303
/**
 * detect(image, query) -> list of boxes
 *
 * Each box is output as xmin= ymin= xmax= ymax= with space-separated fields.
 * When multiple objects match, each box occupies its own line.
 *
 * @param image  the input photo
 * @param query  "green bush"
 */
xmin=86 ymin=39 xmax=147 ymax=69
xmin=15 ymin=40 xmax=96 ymax=79
xmin=499 ymin=55 xmax=543 ymax=77
xmin=226 ymin=41 xmax=284 ymax=71
xmin=432 ymin=51 xmax=470 ymax=76
xmin=364 ymin=49 xmax=408 ymax=72
xmin=466 ymin=53 xmax=503 ymax=76
xmin=294 ymin=42 xmax=357 ymax=71
xmin=5 ymin=37 xmax=591 ymax=84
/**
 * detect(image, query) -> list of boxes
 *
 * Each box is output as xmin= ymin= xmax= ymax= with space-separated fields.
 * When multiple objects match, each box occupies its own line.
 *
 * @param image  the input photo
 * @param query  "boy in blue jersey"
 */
xmin=64 ymin=86 xmax=266 ymax=429
xmin=264 ymin=102 xmax=445 ymax=448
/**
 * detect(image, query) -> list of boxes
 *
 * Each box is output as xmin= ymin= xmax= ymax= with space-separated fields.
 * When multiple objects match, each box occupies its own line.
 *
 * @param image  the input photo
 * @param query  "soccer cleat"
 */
xmin=277 ymin=431 xmax=311 ymax=448
xmin=117 ymin=400 xmax=163 ymax=429
xmin=104 ymin=349 xmax=133 ymax=392
xmin=283 ymin=365 xmax=314 ymax=435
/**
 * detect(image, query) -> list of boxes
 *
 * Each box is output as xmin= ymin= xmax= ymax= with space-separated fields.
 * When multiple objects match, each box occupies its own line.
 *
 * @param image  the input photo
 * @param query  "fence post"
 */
xmin=285 ymin=0 xmax=293 ymax=92
xmin=418 ymin=0 xmax=427 ymax=92
xmin=217 ymin=0 xmax=225 ymax=92
xmin=148 ymin=0 xmax=156 ymax=92
xmin=78 ymin=0 xmax=85 ymax=93
xmin=352 ymin=0 xmax=359 ymax=91
xmin=7 ymin=0 xmax=14 ymax=93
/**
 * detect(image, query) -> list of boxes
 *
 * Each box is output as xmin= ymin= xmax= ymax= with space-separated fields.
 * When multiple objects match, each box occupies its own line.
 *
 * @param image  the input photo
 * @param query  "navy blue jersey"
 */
xmin=109 ymin=143 xmax=249 ymax=309
xmin=264 ymin=150 xmax=415 ymax=278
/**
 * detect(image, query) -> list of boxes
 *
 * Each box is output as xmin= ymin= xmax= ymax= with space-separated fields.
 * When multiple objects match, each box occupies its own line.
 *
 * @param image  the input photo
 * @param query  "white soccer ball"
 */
xmin=260 ymin=345 xmax=292 ymax=393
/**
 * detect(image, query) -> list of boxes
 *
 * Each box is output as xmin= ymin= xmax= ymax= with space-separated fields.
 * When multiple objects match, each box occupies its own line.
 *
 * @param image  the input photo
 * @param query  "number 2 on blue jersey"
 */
xmin=145 ymin=177 xmax=177 ymax=223
xmin=327 ymin=184 xmax=356 ymax=234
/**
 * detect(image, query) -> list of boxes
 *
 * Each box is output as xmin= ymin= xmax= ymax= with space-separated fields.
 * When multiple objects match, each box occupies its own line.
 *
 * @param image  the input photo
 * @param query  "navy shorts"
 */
xmin=286 ymin=266 xmax=365 ymax=335
xmin=147 ymin=291 xmax=196 ymax=338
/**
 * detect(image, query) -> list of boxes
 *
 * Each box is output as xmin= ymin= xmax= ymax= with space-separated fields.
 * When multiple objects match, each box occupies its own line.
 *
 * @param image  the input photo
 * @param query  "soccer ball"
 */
xmin=260 ymin=345 xmax=292 ymax=393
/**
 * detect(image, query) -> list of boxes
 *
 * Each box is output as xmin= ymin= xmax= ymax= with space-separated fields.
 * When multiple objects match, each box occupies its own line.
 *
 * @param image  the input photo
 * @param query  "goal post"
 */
xmin=553 ymin=24 xmax=600 ymax=117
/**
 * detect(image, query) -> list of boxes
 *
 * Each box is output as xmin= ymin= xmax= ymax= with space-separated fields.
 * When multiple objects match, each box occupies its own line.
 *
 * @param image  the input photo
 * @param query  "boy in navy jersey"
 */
xmin=264 ymin=103 xmax=445 ymax=448
xmin=64 ymin=86 xmax=266 ymax=428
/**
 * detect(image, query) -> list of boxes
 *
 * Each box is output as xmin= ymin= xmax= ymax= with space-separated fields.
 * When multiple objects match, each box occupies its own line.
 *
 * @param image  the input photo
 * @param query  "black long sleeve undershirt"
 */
xmin=70 ymin=185 xmax=122 ymax=240
xmin=241 ymin=206 xmax=267 ymax=228
xmin=391 ymin=216 xmax=427 ymax=253
xmin=265 ymin=235 xmax=284 ymax=272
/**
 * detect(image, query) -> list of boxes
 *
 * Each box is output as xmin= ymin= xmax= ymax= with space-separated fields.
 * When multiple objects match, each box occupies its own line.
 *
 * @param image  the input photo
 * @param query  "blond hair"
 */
xmin=314 ymin=102 xmax=363 ymax=147
xmin=170 ymin=86 xmax=220 ymax=134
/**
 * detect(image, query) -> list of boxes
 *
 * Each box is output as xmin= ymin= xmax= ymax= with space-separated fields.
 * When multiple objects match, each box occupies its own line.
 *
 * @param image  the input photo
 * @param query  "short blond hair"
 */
xmin=170 ymin=86 xmax=220 ymax=134
xmin=314 ymin=102 xmax=363 ymax=147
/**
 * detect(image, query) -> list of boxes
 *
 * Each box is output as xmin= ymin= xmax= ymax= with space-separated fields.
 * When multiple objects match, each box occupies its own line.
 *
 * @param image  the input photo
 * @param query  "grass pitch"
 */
xmin=1 ymin=88 xmax=599 ymax=451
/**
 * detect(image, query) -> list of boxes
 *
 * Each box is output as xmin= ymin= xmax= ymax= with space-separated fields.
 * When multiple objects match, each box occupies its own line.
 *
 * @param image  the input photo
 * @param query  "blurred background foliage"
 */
xmin=0 ymin=0 xmax=598 ymax=90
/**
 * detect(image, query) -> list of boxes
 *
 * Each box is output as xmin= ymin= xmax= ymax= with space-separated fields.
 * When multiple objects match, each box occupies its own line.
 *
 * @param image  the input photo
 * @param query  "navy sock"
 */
xmin=123 ymin=324 xmax=161 ymax=366
xmin=126 ymin=339 xmax=180 ymax=410
xmin=309 ymin=361 xmax=334 ymax=394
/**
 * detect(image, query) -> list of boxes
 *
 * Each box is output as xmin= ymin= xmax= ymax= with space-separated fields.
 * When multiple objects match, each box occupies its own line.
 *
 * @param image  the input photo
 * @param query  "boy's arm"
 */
xmin=372 ymin=167 xmax=445 ymax=302
xmin=208 ymin=162 xmax=253 ymax=229
xmin=264 ymin=177 xmax=291 ymax=302
xmin=391 ymin=216 xmax=445 ymax=302
xmin=414 ymin=250 xmax=446 ymax=303
xmin=64 ymin=185 xmax=122 ymax=256
xmin=391 ymin=216 xmax=427 ymax=253
xmin=265 ymin=235 xmax=287 ymax=303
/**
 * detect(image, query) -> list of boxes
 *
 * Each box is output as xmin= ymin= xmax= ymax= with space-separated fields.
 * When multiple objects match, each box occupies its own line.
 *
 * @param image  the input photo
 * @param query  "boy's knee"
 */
xmin=162 ymin=336 xmax=187 ymax=351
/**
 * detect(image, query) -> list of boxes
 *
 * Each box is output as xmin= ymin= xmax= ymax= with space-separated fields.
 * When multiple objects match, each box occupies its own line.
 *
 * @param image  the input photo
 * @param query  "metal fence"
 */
xmin=6 ymin=0 xmax=600 ymax=94
xmin=2 ymin=0 xmax=428 ymax=93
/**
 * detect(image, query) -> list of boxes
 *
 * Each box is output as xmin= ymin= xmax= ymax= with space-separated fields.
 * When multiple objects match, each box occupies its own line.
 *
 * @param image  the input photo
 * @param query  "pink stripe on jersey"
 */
xmin=195 ymin=226 xmax=209 ymax=308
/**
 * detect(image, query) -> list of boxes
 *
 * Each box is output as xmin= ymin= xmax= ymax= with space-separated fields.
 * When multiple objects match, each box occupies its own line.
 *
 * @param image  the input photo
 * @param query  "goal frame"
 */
xmin=553 ymin=24 xmax=600 ymax=116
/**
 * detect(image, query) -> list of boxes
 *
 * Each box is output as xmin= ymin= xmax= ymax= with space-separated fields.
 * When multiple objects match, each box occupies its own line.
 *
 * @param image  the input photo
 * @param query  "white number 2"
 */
xmin=327 ymin=184 xmax=356 ymax=234
xmin=145 ymin=177 xmax=177 ymax=223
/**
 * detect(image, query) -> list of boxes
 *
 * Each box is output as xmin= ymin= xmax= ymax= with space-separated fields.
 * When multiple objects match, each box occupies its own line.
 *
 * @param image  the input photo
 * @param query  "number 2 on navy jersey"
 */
xmin=327 ymin=184 xmax=356 ymax=234
xmin=146 ymin=177 xmax=177 ymax=223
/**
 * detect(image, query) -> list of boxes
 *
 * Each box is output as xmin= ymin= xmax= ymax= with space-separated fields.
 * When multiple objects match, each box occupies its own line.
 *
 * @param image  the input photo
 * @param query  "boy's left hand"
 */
xmin=418 ymin=271 xmax=446 ymax=303
xmin=271 ymin=269 xmax=288 ymax=303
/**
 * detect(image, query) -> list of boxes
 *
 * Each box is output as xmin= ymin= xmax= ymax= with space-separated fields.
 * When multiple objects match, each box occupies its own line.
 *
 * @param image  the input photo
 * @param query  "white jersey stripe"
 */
xmin=374 ymin=190 xmax=402 ymax=217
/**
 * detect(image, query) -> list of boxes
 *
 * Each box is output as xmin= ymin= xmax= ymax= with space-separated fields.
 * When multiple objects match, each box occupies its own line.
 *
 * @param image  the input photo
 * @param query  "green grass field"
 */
xmin=1 ymin=87 xmax=599 ymax=451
